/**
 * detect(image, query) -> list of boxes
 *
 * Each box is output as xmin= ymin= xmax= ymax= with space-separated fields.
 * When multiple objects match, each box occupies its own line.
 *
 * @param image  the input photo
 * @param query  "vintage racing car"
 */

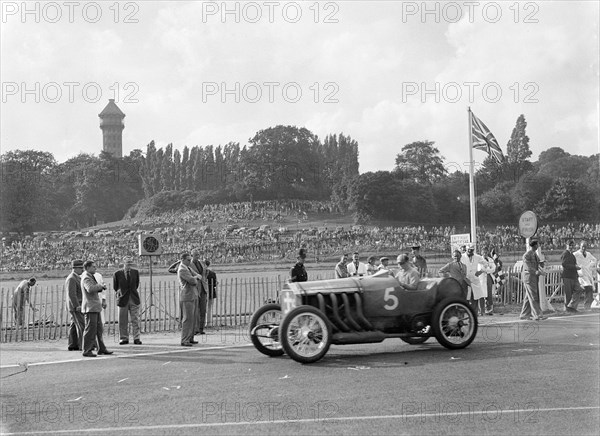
xmin=250 ymin=273 xmax=478 ymax=363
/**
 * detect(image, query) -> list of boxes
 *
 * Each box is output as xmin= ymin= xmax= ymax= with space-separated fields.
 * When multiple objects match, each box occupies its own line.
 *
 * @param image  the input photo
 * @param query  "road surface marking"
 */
xmin=0 ymin=344 xmax=253 ymax=369
xmin=3 ymin=406 xmax=599 ymax=434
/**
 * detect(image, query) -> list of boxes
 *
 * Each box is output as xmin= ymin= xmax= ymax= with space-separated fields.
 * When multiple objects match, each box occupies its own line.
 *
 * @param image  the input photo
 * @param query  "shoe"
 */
xmin=198 ymin=331 xmax=206 ymax=335
xmin=82 ymin=352 xmax=97 ymax=357
xmin=190 ymin=340 xmax=199 ymax=344
xmin=566 ymin=307 xmax=578 ymax=313
xmin=519 ymin=316 xmax=532 ymax=320
xmin=134 ymin=339 xmax=142 ymax=345
xmin=181 ymin=342 xmax=192 ymax=347
xmin=68 ymin=347 xmax=81 ymax=351
xmin=119 ymin=340 xmax=129 ymax=345
xmin=98 ymin=350 xmax=114 ymax=355
xmin=485 ymin=312 xmax=493 ymax=316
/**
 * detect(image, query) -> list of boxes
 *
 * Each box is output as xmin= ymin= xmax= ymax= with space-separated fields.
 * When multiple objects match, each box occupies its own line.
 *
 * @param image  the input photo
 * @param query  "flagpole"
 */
xmin=468 ymin=107 xmax=477 ymax=247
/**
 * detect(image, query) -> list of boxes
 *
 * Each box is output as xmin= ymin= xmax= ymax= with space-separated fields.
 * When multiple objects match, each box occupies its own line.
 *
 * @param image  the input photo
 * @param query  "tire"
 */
xmin=249 ymin=303 xmax=284 ymax=357
xmin=280 ymin=306 xmax=332 ymax=364
xmin=432 ymin=298 xmax=478 ymax=350
xmin=400 ymin=336 xmax=430 ymax=345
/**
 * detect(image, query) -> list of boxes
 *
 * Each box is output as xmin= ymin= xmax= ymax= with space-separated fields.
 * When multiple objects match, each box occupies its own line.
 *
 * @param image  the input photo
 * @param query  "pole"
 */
xmin=149 ymin=256 xmax=153 ymax=331
xmin=468 ymin=107 xmax=477 ymax=247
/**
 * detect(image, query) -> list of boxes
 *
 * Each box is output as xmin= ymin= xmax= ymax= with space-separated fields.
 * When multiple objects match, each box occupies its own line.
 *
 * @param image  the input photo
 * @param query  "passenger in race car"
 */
xmin=395 ymin=254 xmax=420 ymax=290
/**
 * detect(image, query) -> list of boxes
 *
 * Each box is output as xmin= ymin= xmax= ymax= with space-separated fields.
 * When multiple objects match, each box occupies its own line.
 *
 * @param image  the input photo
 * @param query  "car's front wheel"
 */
xmin=249 ymin=303 xmax=284 ymax=357
xmin=432 ymin=298 xmax=478 ymax=349
xmin=280 ymin=306 xmax=331 ymax=364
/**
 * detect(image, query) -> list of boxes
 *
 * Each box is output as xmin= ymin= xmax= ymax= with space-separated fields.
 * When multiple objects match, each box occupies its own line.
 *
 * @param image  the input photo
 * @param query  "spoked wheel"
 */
xmin=432 ymin=298 xmax=478 ymax=349
xmin=400 ymin=326 xmax=431 ymax=344
xmin=249 ymin=303 xmax=284 ymax=357
xmin=280 ymin=306 xmax=331 ymax=364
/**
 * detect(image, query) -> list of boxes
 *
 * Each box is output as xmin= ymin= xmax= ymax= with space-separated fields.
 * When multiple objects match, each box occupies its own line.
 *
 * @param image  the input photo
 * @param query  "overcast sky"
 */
xmin=1 ymin=1 xmax=598 ymax=173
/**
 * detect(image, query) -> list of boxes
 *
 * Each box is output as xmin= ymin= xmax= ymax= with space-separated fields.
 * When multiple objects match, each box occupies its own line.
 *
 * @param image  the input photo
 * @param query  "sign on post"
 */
xmin=518 ymin=211 xmax=538 ymax=238
xmin=450 ymin=234 xmax=471 ymax=253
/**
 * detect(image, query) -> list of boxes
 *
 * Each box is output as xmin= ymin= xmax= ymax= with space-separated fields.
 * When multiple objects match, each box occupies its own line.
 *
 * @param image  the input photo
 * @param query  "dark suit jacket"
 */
xmin=113 ymin=268 xmax=141 ymax=307
xmin=206 ymin=269 xmax=217 ymax=299
xmin=65 ymin=271 xmax=82 ymax=312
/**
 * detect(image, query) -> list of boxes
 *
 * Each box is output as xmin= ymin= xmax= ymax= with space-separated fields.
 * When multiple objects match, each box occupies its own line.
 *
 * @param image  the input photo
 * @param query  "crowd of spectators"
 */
xmin=1 ymin=200 xmax=599 ymax=273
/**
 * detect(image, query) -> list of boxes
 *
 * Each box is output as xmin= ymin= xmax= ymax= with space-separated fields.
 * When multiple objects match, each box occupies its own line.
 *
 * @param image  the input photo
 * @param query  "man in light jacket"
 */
xmin=177 ymin=253 xmax=200 ymax=346
xmin=81 ymin=260 xmax=113 ymax=357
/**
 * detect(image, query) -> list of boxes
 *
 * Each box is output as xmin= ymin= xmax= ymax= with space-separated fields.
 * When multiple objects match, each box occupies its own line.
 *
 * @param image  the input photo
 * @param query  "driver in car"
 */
xmin=395 ymin=254 xmax=420 ymax=290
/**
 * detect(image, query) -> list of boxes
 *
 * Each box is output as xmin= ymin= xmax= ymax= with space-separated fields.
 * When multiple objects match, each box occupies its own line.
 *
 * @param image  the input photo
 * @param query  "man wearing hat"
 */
xmin=290 ymin=252 xmax=308 ymax=283
xmin=396 ymin=254 xmax=420 ymax=290
xmin=411 ymin=244 xmax=427 ymax=278
xmin=113 ymin=257 xmax=142 ymax=345
xmin=66 ymin=260 xmax=84 ymax=351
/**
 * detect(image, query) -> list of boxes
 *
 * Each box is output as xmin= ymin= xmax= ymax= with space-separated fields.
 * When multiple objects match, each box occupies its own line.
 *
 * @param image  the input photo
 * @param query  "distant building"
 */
xmin=99 ymin=99 xmax=125 ymax=158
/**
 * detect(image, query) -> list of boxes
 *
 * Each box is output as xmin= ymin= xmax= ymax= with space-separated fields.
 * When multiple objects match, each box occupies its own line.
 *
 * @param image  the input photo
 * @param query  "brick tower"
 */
xmin=99 ymin=99 xmax=125 ymax=158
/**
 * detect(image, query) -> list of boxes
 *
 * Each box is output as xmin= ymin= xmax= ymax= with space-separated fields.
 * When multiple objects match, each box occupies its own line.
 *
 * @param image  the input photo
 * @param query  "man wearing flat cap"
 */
xmin=411 ymin=244 xmax=427 ymax=278
xmin=113 ymin=257 xmax=142 ymax=345
xmin=66 ymin=260 xmax=84 ymax=351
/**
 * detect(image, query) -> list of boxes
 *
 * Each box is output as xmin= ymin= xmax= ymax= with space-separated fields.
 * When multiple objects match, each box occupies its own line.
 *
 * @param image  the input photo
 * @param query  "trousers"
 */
xmin=119 ymin=301 xmax=141 ymax=341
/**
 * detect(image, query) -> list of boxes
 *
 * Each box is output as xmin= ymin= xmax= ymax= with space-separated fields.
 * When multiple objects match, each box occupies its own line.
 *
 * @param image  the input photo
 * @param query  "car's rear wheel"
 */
xmin=249 ymin=303 xmax=284 ymax=357
xmin=432 ymin=298 xmax=478 ymax=349
xmin=280 ymin=306 xmax=331 ymax=364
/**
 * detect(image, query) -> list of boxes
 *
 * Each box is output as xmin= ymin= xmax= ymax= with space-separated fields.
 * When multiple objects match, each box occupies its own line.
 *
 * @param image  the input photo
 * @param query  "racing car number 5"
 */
xmin=383 ymin=288 xmax=398 ymax=310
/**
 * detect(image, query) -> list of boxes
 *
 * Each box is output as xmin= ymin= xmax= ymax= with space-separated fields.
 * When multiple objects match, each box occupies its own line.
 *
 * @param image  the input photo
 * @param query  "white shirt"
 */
xmin=574 ymin=249 xmax=597 ymax=287
xmin=347 ymin=261 xmax=368 ymax=277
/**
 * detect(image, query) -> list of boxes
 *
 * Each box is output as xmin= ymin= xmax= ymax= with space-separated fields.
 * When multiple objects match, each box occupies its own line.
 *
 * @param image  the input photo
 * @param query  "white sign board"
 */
xmin=518 ymin=211 xmax=538 ymax=238
xmin=450 ymin=234 xmax=471 ymax=253
xmin=139 ymin=233 xmax=163 ymax=256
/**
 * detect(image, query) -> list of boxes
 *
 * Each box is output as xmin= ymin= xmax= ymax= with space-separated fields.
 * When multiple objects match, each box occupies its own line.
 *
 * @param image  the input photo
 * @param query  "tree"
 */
xmin=394 ymin=141 xmax=447 ymax=185
xmin=0 ymin=150 xmax=57 ymax=232
xmin=536 ymin=178 xmax=595 ymax=221
xmin=505 ymin=114 xmax=533 ymax=181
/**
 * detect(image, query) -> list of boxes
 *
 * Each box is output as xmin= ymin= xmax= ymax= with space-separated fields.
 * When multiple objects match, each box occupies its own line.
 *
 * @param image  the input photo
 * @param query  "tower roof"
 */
xmin=99 ymin=99 xmax=125 ymax=117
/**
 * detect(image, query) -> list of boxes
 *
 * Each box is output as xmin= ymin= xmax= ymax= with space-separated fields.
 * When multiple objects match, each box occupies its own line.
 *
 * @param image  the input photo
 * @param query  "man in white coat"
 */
xmin=347 ymin=252 xmax=368 ymax=277
xmin=461 ymin=244 xmax=488 ymax=315
xmin=574 ymin=241 xmax=598 ymax=311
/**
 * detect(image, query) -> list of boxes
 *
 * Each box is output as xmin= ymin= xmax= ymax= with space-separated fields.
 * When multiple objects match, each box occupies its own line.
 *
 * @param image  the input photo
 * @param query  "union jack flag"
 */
xmin=471 ymin=111 xmax=504 ymax=164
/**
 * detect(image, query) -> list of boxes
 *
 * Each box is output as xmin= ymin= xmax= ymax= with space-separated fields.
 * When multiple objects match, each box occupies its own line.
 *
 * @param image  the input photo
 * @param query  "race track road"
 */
xmin=1 ymin=313 xmax=599 ymax=435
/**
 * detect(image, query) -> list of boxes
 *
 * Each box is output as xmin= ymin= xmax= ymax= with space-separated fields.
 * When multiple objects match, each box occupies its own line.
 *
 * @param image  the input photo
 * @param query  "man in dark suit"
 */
xmin=81 ymin=260 xmax=113 ymax=357
xmin=190 ymin=249 xmax=208 ymax=335
xmin=113 ymin=257 xmax=142 ymax=345
xmin=177 ymin=253 xmax=200 ymax=346
xmin=66 ymin=259 xmax=85 ymax=351
xmin=204 ymin=259 xmax=217 ymax=327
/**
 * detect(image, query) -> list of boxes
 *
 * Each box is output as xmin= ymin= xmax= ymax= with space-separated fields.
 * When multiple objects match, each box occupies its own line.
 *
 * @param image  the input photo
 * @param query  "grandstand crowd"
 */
xmin=1 ymin=201 xmax=599 ymax=273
